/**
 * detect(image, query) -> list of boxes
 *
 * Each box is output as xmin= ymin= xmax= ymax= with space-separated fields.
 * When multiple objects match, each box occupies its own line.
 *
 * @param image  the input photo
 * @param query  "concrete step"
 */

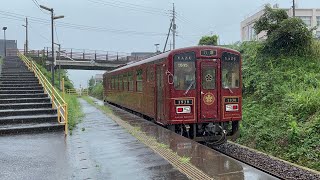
xmin=0 ymin=114 xmax=57 ymax=125
xmin=0 ymin=102 xmax=52 ymax=109
xmin=0 ymin=93 xmax=48 ymax=99
xmin=0 ymin=86 xmax=43 ymax=91
xmin=0 ymin=90 xmax=44 ymax=94
xmin=0 ymin=83 xmax=41 ymax=87
xmin=0 ymin=78 xmax=38 ymax=82
xmin=0 ymin=97 xmax=51 ymax=104
xmin=0 ymin=122 xmax=64 ymax=135
xmin=0 ymin=73 xmax=35 ymax=76
xmin=0 ymin=81 xmax=39 ymax=84
xmin=0 ymin=75 xmax=36 ymax=78
xmin=0 ymin=108 xmax=57 ymax=117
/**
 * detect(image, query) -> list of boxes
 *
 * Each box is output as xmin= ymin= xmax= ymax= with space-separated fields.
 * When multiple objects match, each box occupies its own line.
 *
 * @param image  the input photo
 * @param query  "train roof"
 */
xmin=108 ymin=46 xmax=240 ymax=73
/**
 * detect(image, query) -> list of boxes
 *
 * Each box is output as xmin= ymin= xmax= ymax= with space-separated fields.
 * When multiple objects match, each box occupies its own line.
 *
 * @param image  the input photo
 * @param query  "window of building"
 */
xmin=136 ymin=69 xmax=143 ymax=92
xmin=128 ymin=72 xmax=133 ymax=91
xmin=298 ymin=16 xmax=312 ymax=26
xmin=123 ymin=73 xmax=128 ymax=91
xmin=317 ymin=16 xmax=320 ymax=27
xmin=316 ymin=31 xmax=320 ymax=39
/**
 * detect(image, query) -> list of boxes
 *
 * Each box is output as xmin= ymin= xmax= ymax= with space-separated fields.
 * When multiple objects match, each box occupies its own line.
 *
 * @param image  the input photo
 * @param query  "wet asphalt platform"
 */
xmin=0 ymin=98 xmax=277 ymax=179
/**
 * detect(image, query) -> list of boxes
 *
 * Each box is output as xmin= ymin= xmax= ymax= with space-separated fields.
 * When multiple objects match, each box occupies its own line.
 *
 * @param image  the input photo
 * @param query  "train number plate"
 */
xmin=175 ymin=99 xmax=193 ymax=105
xmin=224 ymin=97 xmax=239 ymax=103
xmin=201 ymin=50 xmax=217 ymax=56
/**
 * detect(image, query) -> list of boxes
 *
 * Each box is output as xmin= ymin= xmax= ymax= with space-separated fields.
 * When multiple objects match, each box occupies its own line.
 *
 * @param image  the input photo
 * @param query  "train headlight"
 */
xmin=176 ymin=106 xmax=191 ymax=114
xmin=226 ymin=104 xmax=239 ymax=112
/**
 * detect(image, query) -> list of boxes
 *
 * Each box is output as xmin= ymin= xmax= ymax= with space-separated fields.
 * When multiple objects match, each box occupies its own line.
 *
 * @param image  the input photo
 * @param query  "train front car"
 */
xmin=166 ymin=46 xmax=242 ymax=145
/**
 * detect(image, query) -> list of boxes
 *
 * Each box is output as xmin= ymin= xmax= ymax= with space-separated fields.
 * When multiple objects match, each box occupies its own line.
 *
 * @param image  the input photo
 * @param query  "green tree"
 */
xmin=254 ymin=5 xmax=314 ymax=56
xmin=253 ymin=5 xmax=289 ymax=36
xmin=198 ymin=35 xmax=218 ymax=46
xmin=88 ymin=76 xmax=95 ymax=91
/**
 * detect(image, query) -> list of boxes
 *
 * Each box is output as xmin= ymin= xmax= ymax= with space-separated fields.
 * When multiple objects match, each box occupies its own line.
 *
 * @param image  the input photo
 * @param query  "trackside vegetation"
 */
xmin=88 ymin=76 xmax=104 ymax=100
xmin=232 ymin=5 xmax=320 ymax=171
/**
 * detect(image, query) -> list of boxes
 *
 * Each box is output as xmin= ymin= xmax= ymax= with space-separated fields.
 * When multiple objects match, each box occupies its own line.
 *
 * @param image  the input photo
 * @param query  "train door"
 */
xmin=156 ymin=65 xmax=165 ymax=123
xmin=198 ymin=60 xmax=218 ymax=121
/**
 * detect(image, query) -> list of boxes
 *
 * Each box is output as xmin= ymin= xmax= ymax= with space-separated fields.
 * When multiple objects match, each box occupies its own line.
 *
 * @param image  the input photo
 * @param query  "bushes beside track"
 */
xmin=236 ymin=41 xmax=320 ymax=171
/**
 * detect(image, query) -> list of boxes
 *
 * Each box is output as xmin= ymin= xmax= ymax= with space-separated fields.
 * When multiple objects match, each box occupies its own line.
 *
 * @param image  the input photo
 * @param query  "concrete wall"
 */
xmin=0 ymin=39 xmax=17 ymax=57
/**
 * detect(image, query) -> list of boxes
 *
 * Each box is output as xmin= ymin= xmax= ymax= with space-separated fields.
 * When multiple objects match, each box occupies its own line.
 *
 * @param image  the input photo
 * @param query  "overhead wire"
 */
xmin=86 ymin=0 xmax=170 ymax=17
xmin=0 ymin=10 xmax=167 ymax=37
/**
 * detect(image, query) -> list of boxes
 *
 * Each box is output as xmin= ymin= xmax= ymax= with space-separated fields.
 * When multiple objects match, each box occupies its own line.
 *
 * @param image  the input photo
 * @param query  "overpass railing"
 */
xmin=18 ymin=52 xmax=69 ymax=135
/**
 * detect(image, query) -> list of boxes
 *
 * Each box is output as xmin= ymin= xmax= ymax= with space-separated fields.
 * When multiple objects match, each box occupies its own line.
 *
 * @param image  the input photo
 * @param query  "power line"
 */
xmin=31 ymin=0 xmax=50 ymax=14
xmin=87 ymin=0 xmax=170 ymax=17
xmin=0 ymin=10 xmax=167 ymax=37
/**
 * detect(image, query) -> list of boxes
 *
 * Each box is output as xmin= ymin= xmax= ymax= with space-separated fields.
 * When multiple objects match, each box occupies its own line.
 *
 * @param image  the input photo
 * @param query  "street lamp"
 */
xmin=40 ymin=5 xmax=64 ymax=87
xmin=154 ymin=43 xmax=160 ymax=53
xmin=2 ymin=27 xmax=7 ymax=57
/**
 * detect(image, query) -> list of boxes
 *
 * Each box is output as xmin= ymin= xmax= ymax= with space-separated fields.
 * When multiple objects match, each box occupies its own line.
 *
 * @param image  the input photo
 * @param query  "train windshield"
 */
xmin=221 ymin=52 xmax=240 ymax=88
xmin=173 ymin=52 xmax=196 ymax=90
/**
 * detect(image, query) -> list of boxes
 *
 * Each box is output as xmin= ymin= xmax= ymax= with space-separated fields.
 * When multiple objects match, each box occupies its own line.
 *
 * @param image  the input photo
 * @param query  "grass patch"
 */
xmin=179 ymin=156 xmax=191 ymax=164
xmin=65 ymin=94 xmax=84 ymax=132
xmin=158 ymin=143 xmax=169 ymax=149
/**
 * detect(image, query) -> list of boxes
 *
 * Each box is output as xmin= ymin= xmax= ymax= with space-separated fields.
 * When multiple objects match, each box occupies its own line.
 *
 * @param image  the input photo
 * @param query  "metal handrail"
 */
xmin=18 ymin=52 xmax=68 ymax=135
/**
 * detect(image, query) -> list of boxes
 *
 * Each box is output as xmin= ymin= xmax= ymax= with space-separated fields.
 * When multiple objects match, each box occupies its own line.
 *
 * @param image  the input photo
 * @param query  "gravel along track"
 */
xmin=213 ymin=142 xmax=320 ymax=180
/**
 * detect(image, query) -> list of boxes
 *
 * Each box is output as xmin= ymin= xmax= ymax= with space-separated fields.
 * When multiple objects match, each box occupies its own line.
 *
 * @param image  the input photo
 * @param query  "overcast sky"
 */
xmin=1 ymin=0 xmax=319 ymax=88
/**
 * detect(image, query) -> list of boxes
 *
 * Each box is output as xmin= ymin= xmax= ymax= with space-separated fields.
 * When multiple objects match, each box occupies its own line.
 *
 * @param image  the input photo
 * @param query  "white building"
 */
xmin=241 ymin=5 xmax=320 ymax=41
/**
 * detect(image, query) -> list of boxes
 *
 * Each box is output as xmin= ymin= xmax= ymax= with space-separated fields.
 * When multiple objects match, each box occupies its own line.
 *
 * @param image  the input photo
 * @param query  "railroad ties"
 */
xmin=0 ymin=56 xmax=64 ymax=135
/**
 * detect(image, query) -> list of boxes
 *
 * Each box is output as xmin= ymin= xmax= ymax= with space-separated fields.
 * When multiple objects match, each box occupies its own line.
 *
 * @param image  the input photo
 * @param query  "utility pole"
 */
xmin=22 ymin=17 xmax=28 ymax=54
xmin=292 ymin=0 xmax=296 ymax=17
xmin=172 ymin=3 xmax=176 ymax=50
xmin=40 ymin=5 xmax=64 ymax=87
xmin=163 ymin=20 xmax=172 ymax=52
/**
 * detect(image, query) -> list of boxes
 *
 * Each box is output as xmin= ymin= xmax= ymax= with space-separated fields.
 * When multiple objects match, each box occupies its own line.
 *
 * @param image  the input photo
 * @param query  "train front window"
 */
xmin=173 ymin=52 xmax=196 ymax=90
xmin=221 ymin=52 xmax=240 ymax=89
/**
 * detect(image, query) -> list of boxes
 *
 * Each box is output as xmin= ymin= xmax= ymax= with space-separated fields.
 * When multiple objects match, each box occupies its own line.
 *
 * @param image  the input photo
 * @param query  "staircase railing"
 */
xmin=18 ymin=52 xmax=68 ymax=135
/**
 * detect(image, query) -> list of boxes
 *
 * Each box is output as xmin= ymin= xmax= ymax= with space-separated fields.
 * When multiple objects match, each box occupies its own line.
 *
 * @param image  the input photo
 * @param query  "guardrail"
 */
xmin=18 ymin=52 xmax=68 ymax=135
xmin=67 ymin=89 xmax=89 ymax=96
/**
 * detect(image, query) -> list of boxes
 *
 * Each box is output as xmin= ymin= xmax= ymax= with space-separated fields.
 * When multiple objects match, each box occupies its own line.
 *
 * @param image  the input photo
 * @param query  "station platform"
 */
xmin=0 ymin=97 xmax=277 ymax=179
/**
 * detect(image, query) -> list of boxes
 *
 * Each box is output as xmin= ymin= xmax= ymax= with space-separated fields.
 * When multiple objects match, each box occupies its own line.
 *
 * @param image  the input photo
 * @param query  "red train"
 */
xmin=103 ymin=46 xmax=242 ymax=145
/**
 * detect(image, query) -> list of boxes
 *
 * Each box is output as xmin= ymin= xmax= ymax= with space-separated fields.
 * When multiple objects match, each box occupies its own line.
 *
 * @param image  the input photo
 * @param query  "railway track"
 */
xmin=211 ymin=142 xmax=320 ymax=180
xmin=94 ymin=98 xmax=319 ymax=180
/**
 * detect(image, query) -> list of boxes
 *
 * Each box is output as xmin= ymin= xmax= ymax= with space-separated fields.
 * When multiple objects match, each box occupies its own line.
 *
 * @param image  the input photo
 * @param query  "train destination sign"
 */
xmin=221 ymin=52 xmax=240 ymax=62
xmin=174 ymin=52 xmax=196 ymax=61
xmin=224 ymin=97 xmax=239 ymax=103
xmin=175 ymin=99 xmax=193 ymax=105
xmin=201 ymin=50 xmax=217 ymax=57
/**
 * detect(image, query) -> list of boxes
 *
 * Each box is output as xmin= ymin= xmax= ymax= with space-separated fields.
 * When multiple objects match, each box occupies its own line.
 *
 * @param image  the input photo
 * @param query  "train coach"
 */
xmin=103 ymin=46 xmax=242 ymax=145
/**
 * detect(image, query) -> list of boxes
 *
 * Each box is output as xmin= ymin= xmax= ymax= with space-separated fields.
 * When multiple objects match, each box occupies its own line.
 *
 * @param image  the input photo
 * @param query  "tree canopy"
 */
xmin=198 ymin=35 xmax=218 ymax=46
xmin=253 ymin=5 xmax=314 ymax=56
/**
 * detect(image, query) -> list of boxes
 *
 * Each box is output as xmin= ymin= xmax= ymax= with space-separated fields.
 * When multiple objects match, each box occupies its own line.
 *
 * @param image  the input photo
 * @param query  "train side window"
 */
xmin=108 ymin=78 xmax=111 ymax=90
xmin=119 ymin=74 xmax=123 ymax=91
xmin=111 ymin=76 xmax=115 ymax=90
xmin=128 ymin=72 xmax=133 ymax=91
xmin=115 ymin=75 xmax=119 ymax=90
xmin=123 ymin=73 xmax=128 ymax=91
xmin=202 ymin=67 xmax=216 ymax=89
xmin=147 ymin=66 xmax=154 ymax=82
xmin=136 ymin=69 xmax=143 ymax=92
